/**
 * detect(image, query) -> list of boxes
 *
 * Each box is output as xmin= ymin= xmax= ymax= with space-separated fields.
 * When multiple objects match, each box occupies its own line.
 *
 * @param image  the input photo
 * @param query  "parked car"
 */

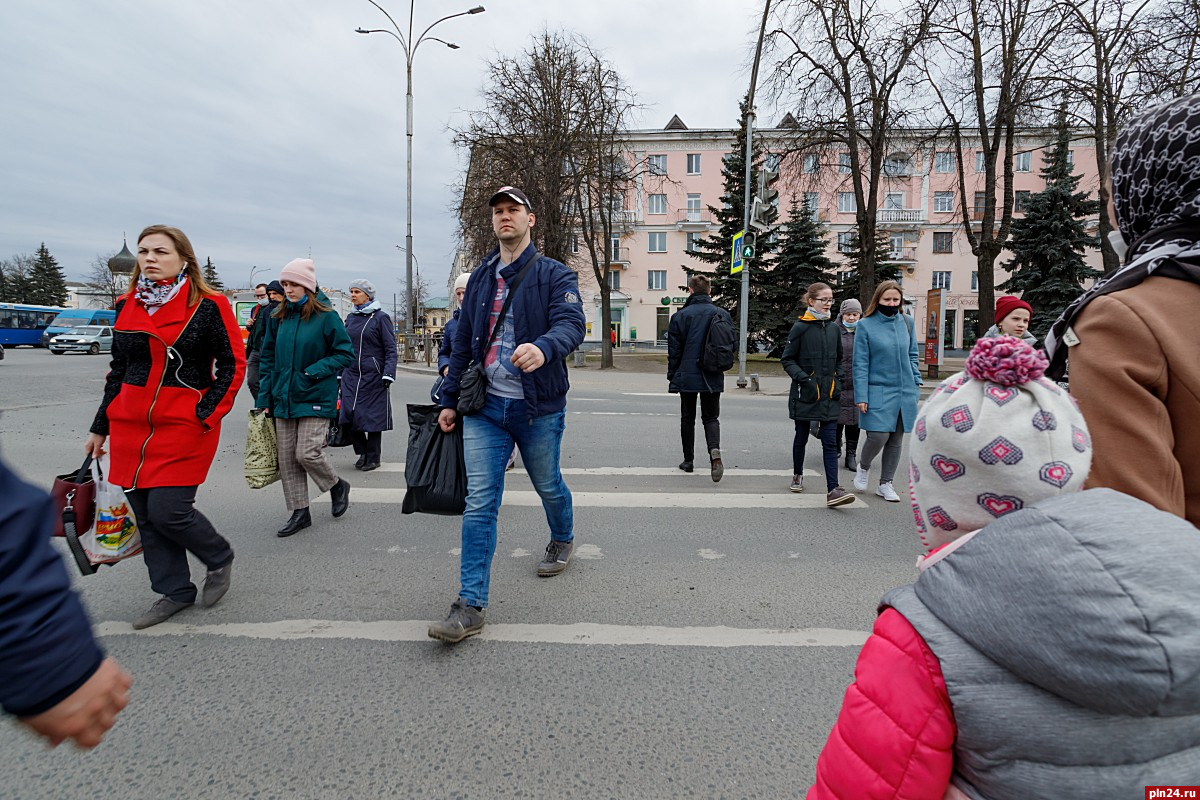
xmin=49 ymin=326 xmax=113 ymax=355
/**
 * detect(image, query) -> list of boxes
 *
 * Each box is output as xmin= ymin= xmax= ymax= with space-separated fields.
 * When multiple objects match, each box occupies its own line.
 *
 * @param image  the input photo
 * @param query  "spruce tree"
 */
xmin=835 ymin=229 xmax=900 ymax=309
xmin=763 ymin=194 xmax=836 ymax=354
xmin=27 ymin=243 xmax=68 ymax=307
xmin=1000 ymin=113 xmax=1101 ymax=343
xmin=202 ymin=257 xmax=224 ymax=289
xmin=685 ymin=95 xmax=778 ymax=349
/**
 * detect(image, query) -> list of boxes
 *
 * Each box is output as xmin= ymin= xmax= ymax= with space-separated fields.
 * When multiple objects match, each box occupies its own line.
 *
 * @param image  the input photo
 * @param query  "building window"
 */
xmin=971 ymin=271 xmax=979 ymax=291
xmin=803 ymin=192 xmax=820 ymax=220
xmin=686 ymin=193 xmax=702 ymax=221
xmin=839 ymin=153 xmax=853 ymax=173
xmin=837 ymin=231 xmax=855 ymax=253
xmin=648 ymin=232 xmax=667 ymax=253
xmin=570 ymin=235 xmax=579 ymax=254
xmin=933 ymin=191 xmax=955 ymax=213
xmin=1014 ymin=151 xmax=1032 ymax=172
xmin=609 ymin=194 xmax=624 ymax=213
xmin=932 ymin=232 xmax=954 ymax=254
xmin=803 ymin=153 xmax=819 ymax=174
xmin=607 ymin=269 xmax=620 ymax=290
xmin=889 ymin=234 xmax=906 ymax=258
xmin=1014 ymin=190 xmax=1032 ymax=213
xmin=932 ymin=271 xmax=952 ymax=290
xmin=838 ymin=192 xmax=856 ymax=213
xmin=764 ymin=153 xmax=781 ymax=171
xmin=884 ymin=193 xmax=905 ymax=210
xmin=934 ymin=152 xmax=955 ymax=173
xmin=975 ymin=152 xmax=986 ymax=173
xmin=1065 ymin=150 xmax=1074 ymax=165
xmin=686 ymin=153 xmax=701 ymax=174
xmin=648 ymin=270 xmax=667 ymax=291
xmin=648 ymin=194 xmax=667 ymax=215
xmin=609 ymin=235 xmax=622 ymax=261
xmin=883 ymin=154 xmax=912 ymax=177
xmin=973 ymin=191 xmax=988 ymax=217
xmin=648 ymin=154 xmax=667 ymax=175
xmin=686 ymin=232 xmax=701 ymax=253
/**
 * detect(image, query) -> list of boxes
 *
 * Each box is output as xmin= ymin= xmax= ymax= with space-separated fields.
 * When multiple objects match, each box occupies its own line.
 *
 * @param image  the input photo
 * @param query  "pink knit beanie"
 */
xmin=908 ymin=337 xmax=1092 ymax=551
xmin=280 ymin=258 xmax=317 ymax=293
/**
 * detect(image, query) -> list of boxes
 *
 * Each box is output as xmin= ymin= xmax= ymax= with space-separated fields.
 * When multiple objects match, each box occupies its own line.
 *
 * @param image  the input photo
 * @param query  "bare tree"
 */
xmin=454 ymin=29 xmax=641 ymax=368
xmin=83 ymin=252 xmax=125 ymax=309
xmin=1137 ymin=0 xmax=1200 ymax=98
xmin=921 ymin=0 xmax=1062 ymax=332
xmin=0 ymin=253 xmax=36 ymax=303
xmin=765 ymin=0 xmax=942 ymax=302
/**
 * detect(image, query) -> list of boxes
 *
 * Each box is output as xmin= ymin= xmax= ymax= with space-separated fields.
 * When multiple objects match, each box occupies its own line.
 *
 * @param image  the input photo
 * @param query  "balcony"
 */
xmin=877 ymin=209 xmax=926 ymax=225
xmin=880 ymin=246 xmax=918 ymax=262
xmin=676 ymin=209 xmax=712 ymax=230
xmin=605 ymin=247 xmax=631 ymax=267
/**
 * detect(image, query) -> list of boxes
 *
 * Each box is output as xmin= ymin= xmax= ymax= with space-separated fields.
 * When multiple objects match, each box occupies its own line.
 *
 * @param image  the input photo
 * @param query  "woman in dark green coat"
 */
xmin=256 ymin=258 xmax=356 ymax=537
xmin=780 ymin=282 xmax=854 ymax=508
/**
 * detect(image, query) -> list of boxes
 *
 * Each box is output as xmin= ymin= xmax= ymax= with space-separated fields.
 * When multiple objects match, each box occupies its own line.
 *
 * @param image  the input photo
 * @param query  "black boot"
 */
xmin=845 ymin=453 xmax=857 ymax=472
xmin=277 ymin=508 xmax=312 ymax=537
xmin=330 ymin=478 xmax=350 ymax=518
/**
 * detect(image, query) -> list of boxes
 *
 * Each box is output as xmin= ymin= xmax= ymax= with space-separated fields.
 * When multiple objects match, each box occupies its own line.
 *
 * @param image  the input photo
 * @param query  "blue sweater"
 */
xmin=440 ymin=244 xmax=585 ymax=419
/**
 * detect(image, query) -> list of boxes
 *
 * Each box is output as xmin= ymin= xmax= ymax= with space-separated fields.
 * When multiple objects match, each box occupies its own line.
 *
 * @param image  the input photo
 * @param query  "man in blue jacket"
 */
xmin=1 ymin=454 xmax=132 ymax=747
xmin=429 ymin=186 xmax=586 ymax=644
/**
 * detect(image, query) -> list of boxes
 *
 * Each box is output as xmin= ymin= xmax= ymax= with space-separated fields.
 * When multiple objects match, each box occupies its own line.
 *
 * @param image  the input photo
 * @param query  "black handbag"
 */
xmin=457 ymin=259 xmax=535 ymax=415
xmin=326 ymin=419 xmax=353 ymax=448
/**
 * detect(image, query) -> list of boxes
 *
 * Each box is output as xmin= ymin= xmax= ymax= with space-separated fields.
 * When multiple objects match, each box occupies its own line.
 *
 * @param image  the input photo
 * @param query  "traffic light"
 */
xmin=741 ymin=232 xmax=757 ymax=260
xmin=750 ymin=165 xmax=779 ymax=231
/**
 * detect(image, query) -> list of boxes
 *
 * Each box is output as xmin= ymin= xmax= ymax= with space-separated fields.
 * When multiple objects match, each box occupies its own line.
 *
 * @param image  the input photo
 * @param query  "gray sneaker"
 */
xmin=427 ymin=599 xmax=485 ymax=644
xmin=537 ymin=539 xmax=574 ymax=577
xmin=132 ymin=597 xmax=193 ymax=630
xmin=201 ymin=562 xmax=232 ymax=608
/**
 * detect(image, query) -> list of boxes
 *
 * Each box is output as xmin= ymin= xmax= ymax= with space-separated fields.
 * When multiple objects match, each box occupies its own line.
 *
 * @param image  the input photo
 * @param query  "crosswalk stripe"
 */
xmin=372 ymin=464 xmax=825 ymax=478
xmin=314 ymin=488 xmax=867 ymax=508
xmin=96 ymin=619 xmax=870 ymax=648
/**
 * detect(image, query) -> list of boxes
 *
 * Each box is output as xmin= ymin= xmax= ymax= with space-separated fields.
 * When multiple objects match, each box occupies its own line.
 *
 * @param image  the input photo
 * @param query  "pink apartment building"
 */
xmin=451 ymin=115 xmax=1103 ymax=351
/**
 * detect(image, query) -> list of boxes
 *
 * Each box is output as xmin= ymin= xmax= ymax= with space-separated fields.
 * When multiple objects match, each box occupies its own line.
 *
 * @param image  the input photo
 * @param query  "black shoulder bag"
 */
xmin=457 ymin=260 xmax=535 ymax=415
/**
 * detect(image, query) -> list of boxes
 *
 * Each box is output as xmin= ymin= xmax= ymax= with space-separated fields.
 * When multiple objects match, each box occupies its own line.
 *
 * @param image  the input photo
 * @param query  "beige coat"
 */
xmin=1068 ymin=275 xmax=1200 ymax=527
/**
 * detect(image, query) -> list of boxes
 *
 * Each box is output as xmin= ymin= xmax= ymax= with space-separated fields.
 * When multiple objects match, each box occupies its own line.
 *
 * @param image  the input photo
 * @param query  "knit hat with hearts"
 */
xmin=908 ymin=336 xmax=1092 ymax=551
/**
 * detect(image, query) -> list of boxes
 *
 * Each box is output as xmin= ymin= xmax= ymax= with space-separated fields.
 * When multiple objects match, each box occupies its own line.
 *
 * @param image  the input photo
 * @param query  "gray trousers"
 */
xmin=245 ymin=351 xmax=261 ymax=399
xmin=275 ymin=417 xmax=340 ymax=510
xmin=859 ymin=412 xmax=905 ymax=484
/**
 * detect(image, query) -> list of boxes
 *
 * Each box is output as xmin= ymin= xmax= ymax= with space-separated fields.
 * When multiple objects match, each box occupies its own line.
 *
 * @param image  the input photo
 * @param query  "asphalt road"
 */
xmin=0 ymin=347 xmax=924 ymax=799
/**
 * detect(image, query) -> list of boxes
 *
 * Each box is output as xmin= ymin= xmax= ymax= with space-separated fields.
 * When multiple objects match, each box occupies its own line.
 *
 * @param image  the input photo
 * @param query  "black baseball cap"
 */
xmin=488 ymin=186 xmax=532 ymax=211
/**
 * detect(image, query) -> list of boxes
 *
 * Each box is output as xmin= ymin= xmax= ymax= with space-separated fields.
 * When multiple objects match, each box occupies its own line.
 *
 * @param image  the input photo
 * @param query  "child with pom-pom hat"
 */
xmin=805 ymin=336 xmax=1200 ymax=800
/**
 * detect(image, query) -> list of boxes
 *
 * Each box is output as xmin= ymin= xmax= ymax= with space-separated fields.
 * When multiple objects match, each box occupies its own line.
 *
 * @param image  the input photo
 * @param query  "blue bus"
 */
xmin=0 ymin=303 xmax=67 ymax=347
xmin=40 ymin=308 xmax=117 ymax=347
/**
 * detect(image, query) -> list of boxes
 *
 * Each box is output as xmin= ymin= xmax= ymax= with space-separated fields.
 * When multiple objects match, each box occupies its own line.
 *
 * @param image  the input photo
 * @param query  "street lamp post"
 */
xmin=356 ymin=1 xmax=485 ymax=344
xmin=249 ymin=265 xmax=265 ymax=289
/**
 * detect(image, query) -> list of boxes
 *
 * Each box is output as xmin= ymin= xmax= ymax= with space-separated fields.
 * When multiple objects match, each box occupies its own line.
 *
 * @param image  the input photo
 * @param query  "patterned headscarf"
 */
xmin=1045 ymin=94 xmax=1200 ymax=378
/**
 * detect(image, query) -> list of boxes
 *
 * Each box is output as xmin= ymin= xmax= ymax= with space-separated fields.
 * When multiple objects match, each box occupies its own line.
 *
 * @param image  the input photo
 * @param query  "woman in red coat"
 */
xmin=85 ymin=225 xmax=245 ymax=630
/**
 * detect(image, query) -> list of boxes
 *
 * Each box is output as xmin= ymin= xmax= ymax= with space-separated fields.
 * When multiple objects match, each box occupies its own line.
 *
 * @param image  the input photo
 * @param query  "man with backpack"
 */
xmin=667 ymin=274 xmax=735 ymax=482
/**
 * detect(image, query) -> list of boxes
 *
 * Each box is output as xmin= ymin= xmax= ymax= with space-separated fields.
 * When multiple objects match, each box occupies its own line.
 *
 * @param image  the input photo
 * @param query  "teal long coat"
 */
xmin=851 ymin=312 xmax=922 ymax=432
xmin=256 ymin=292 xmax=355 ymax=420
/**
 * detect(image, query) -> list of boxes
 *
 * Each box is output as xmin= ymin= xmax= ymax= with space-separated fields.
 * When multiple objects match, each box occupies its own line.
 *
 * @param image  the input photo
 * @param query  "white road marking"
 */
xmin=449 ymin=547 xmax=461 ymax=556
xmin=510 ymin=548 xmax=531 ymax=558
xmin=96 ymin=619 xmax=869 ymax=648
xmin=698 ymin=549 xmax=726 ymax=560
xmin=574 ymin=543 xmax=604 ymax=560
xmin=374 ymin=464 xmax=826 ymax=478
xmin=622 ymin=392 xmax=672 ymax=397
xmin=570 ymin=411 xmax=671 ymax=416
xmin=316 ymin=489 xmax=865 ymax=509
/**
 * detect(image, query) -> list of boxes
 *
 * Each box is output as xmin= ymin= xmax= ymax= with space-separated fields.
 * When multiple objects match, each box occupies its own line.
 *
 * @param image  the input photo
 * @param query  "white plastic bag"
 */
xmin=81 ymin=456 xmax=142 ymax=565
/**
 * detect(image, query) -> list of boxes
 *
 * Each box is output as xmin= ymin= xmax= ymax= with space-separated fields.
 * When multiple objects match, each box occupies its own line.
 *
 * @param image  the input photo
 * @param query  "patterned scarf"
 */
xmin=135 ymin=271 xmax=188 ymax=308
xmin=1045 ymin=94 xmax=1200 ymax=379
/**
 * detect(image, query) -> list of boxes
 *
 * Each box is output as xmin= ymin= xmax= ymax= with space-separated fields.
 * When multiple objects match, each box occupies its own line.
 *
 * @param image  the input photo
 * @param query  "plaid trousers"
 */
xmin=275 ymin=417 xmax=340 ymax=510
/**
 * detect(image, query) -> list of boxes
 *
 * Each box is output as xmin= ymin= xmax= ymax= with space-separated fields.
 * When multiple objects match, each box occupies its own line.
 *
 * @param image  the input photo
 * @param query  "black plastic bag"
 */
xmin=401 ymin=403 xmax=467 ymax=515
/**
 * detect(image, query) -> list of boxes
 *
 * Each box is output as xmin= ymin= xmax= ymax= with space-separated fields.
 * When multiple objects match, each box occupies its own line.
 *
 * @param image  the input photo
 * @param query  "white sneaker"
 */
xmin=853 ymin=466 xmax=869 ymax=492
xmin=876 ymin=482 xmax=901 ymax=503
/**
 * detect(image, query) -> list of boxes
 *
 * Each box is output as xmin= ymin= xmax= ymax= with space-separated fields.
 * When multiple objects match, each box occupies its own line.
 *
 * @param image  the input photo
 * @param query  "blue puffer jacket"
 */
xmin=0 ymin=457 xmax=104 ymax=717
xmin=440 ymin=244 xmax=585 ymax=419
xmin=437 ymin=309 xmax=460 ymax=375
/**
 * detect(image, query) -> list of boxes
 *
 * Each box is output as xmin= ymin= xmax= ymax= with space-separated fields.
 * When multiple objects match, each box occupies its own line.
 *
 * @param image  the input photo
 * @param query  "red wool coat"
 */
xmin=91 ymin=290 xmax=245 ymax=489
xmin=807 ymin=608 xmax=958 ymax=800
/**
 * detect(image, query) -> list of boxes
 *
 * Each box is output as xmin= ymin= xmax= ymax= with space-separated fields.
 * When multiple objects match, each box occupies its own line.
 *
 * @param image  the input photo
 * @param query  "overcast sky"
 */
xmin=0 ymin=0 xmax=771 ymax=300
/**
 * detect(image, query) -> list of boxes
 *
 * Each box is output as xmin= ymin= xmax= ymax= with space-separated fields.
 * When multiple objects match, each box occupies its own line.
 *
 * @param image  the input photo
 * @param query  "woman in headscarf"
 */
xmin=835 ymin=298 xmax=862 ymax=472
xmin=339 ymin=279 xmax=397 ymax=471
xmin=1045 ymin=93 xmax=1200 ymax=527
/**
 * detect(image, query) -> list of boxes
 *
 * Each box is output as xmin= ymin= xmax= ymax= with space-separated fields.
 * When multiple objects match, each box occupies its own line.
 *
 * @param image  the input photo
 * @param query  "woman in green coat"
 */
xmin=780 ymin=282 xmax=854 ymax=508
xmin=256 ymin=258 xmax=356 ymax=537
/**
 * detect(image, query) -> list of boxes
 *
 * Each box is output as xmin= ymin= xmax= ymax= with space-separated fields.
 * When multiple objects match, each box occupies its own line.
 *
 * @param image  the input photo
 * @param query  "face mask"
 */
xmin=1107 ymin=229 xmax=1128 ymax=263
xmin=842 ymin=319 xmax=858 ymax=329
xmin=257 ymin=297 xmax=268 ymax=306
xmin=878 ymin=304 xmax=900 ymax=317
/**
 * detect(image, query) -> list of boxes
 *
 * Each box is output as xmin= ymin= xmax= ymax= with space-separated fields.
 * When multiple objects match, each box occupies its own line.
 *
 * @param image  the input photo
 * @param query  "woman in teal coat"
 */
xmin=256 ymin=258 xmax=356 ymax=537
xmin=851 ymin=280 xmax=922 ymax=503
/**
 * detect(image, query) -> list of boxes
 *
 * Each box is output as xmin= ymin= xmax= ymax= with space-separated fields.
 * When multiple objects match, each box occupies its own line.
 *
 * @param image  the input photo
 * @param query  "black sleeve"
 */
xmin=90 ymin=299 xmax=128 ymax=436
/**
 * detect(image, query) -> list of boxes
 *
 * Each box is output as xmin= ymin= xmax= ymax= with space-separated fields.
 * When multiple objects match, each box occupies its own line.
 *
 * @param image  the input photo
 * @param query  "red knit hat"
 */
xmin=995 ymin=295 xmax=1032 ymax=325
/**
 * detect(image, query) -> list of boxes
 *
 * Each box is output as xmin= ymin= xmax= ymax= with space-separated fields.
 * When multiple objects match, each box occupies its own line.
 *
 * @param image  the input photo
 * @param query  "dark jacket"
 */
xmin=440 ymin=244 xmax=585 ymax=419
xmin=666 ymin=294 xmax=729 ymax=394
xmin=257 ymin=291 xmax=355 ymax=420
xmin=91 ymin=291 xmax=245 ymax=489
xmin=438 ymin=309 xmax=460 ymax=374
xmin=781 ymin=313 xmax=842 ymax=422
xmin=0 ymin=457 xmax=104 ymax=717
xmin=339 ymin=305 xmax=397 ymax=432
xmin=246 ymin=300 xmax=279 ymax=355
xmin=837 ymin=321 xmax=858 ymax=425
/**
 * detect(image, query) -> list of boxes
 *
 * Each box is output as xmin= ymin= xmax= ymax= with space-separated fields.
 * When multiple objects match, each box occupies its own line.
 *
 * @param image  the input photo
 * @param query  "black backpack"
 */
xmin=701 ymin=310 xmax=736 ymax=373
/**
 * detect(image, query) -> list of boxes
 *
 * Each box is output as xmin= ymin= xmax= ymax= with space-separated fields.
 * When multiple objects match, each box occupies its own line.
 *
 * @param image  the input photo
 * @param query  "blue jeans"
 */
xmin=458 ymin=394 xmax=573 ymax=608
xmin=793 ymin=419 xmax=840 ymax=492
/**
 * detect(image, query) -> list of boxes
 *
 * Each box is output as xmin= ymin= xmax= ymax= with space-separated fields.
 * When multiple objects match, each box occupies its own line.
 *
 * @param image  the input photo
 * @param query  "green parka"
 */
xmin=781 ymin=312 xmax=843 ymax=422
xmin=256 ymin=292 xmax=355 ymax=420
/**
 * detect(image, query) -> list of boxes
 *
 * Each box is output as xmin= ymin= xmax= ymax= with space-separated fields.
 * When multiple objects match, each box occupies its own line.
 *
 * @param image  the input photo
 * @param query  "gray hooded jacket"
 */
xmin=885 ymin=489 xmax=1200 ymax=799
